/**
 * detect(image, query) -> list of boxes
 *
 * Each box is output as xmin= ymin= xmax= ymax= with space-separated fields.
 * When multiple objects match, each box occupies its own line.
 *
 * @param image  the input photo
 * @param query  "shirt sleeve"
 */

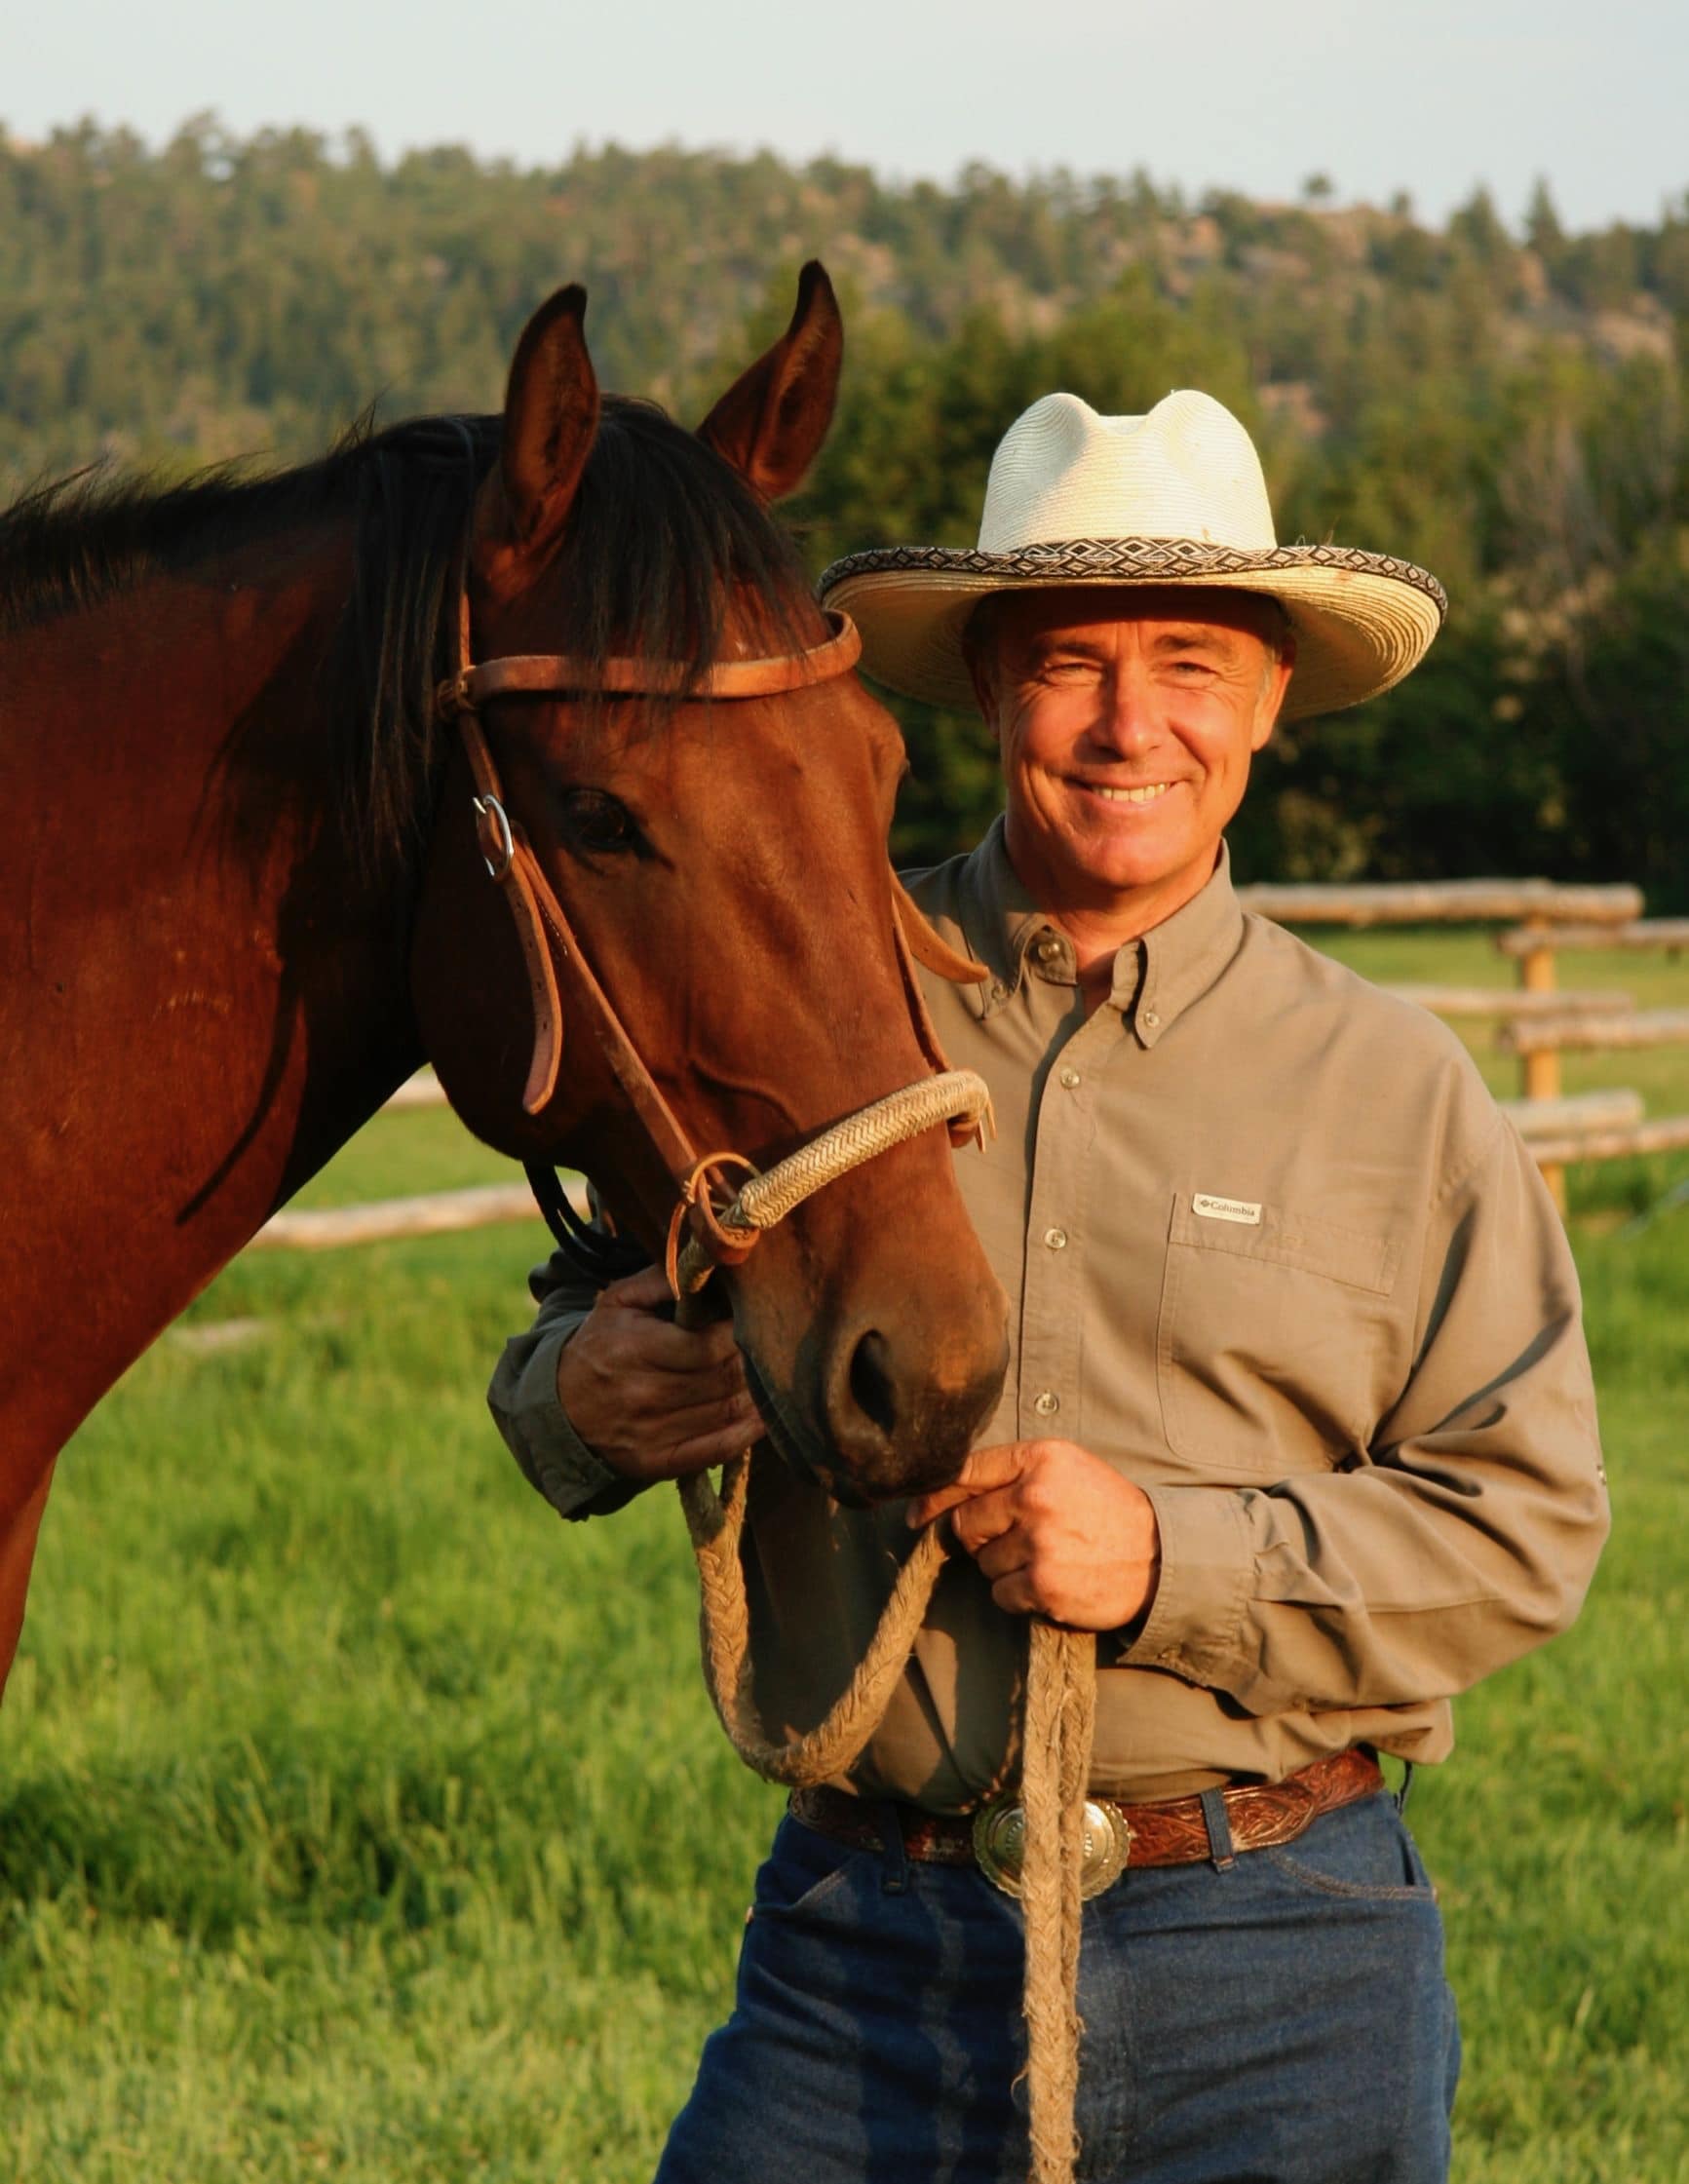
xmin=1121 ymin=1106 xmax=1610 ymax=1713
xmin=486 ymin=1245 xmax=651 ymax=1523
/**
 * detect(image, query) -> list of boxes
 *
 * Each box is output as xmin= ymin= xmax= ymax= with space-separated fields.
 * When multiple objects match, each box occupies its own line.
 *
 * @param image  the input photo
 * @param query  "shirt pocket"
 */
xmin=1156 ymin=1192 xmax=1402 ymax=1476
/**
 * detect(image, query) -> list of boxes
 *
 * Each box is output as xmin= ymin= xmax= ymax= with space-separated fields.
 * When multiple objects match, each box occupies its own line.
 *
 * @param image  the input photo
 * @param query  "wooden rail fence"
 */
xmin=248 ymin=879 xmax=1686 ymax=1249
xmin=1236 ymin=876 xmax=1689 ymax=1209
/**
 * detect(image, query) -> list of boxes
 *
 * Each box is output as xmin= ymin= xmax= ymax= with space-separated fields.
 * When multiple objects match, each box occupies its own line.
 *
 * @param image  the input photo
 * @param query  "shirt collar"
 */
xmin=953 ymin=820 xmax=1245 ymax=1043
xmin=953 ymin=818 xmax=1066 ymax=1015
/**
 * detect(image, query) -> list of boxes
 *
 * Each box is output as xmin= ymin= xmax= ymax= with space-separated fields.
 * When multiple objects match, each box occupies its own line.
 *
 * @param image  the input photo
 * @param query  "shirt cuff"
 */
xmin=1118 ymin=1482 xmax=1255 ymax=1686
xmin=494 ymin=1325 xmax=644 ymax=1522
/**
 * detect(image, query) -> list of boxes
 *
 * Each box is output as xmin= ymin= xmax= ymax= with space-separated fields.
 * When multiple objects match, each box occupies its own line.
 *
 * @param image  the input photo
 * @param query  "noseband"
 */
xmin=434 ymin=585 xmax=989 ymax=1293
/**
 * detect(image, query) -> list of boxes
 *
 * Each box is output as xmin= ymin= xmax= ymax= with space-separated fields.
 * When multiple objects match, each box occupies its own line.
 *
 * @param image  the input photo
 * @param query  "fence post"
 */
xmin=1515 ymin=917 xmax=1566 ymax=1211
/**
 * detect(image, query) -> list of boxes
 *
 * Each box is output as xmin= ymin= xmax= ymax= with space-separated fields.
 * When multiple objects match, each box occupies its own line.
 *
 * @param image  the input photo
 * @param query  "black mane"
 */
xmin=0 ymin=399 xmax=815 ymax=873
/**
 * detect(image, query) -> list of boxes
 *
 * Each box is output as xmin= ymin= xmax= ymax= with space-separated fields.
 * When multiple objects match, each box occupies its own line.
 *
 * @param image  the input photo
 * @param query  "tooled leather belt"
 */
xmin=790 ymin=1747 xmax=1384 ymax=1901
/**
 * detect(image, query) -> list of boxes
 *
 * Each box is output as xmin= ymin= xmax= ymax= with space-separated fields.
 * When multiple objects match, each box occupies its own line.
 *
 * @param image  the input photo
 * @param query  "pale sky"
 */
xmin=5 ymin=0 xmax=1682 ymax=232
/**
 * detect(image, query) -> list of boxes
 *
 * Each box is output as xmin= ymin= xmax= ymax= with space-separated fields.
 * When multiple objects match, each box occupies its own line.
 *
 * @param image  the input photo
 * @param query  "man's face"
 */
xmin=972 ymin=586 xmax=1294 ymax=924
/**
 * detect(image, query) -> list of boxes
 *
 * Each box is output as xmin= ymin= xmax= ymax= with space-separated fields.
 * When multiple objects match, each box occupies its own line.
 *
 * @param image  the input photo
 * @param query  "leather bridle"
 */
xmin=433 ymin=582 xmax=980 ymax=1290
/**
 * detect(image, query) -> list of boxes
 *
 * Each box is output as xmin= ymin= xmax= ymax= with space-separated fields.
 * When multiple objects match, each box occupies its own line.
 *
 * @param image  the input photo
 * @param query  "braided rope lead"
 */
xmin=672 ymin=1065 xmax=1094 ymax=2184
xmin=1020 ymin=1622 xmax=1097 ymax=2184
xmin=672 ymin=1069 xmax=994 ymax=1296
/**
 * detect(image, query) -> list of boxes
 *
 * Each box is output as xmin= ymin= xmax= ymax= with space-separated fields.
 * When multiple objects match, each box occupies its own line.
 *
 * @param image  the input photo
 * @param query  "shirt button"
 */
xmin=990 ymin=979 xmax=1011 ymax=1003
xmin=1033 ymin=1390 xmax=1060 ymax=1417
xmin=1043 ymin=1226 xmax=1068 ymax=1250
xmin=1035 ymin=935 xmax=1062 ymax=964
xmin=1058 ymin=1066 xmax=1081 ymax=1090
xmin=1141 ymin=1009 xmax=1161 ymax=1029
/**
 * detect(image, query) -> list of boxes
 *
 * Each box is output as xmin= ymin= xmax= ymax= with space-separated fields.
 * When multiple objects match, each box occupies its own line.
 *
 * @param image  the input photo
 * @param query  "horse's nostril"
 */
xmin=847 ymin=1328 xmax=900 ymax=1438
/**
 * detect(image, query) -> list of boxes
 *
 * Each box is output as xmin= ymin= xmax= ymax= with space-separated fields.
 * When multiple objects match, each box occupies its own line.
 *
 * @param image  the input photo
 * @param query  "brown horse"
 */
xmin=0 ymin=265 xmax=1009 ymax=1698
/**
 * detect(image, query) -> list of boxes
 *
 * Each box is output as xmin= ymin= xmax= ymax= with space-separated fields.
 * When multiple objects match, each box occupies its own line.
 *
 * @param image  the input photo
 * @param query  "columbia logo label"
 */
xmin=1193 ymin=1193 xmax=1262 ymax=1226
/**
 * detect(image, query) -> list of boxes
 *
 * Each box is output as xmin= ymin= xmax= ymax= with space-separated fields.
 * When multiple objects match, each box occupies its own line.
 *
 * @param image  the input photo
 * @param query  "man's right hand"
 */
xmin=556 ymin=1265 xmax=765 ymax=1482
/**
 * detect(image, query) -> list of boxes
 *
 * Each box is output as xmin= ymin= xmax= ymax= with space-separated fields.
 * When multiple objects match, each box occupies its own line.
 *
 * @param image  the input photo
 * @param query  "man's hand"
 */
xmin=557 ymin=1266 xmax=764 ymax=1483
xmin=907 ymin=1438 xmax=1161 ymax=1630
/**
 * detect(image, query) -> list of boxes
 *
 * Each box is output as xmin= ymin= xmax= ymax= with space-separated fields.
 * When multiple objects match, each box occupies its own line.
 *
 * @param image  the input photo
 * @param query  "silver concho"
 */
xmin=971 ymin=1793 xmax=1131 ymax=1900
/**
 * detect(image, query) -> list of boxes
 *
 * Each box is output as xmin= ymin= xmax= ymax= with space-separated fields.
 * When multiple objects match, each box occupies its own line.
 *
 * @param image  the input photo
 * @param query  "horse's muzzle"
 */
xmin=749 ymin=1297 xmax=1006 ymax=1506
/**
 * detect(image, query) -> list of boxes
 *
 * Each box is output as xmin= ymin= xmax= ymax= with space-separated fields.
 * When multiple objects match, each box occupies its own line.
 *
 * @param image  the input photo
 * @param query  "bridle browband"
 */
xmin=433 ymin=581 xmax=982 ymax=1292
xmin=438 ymin=597 xmax=864 ymax=714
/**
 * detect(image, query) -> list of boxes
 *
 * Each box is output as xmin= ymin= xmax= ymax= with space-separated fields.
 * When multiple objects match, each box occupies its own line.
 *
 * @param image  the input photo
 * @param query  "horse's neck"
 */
xmin=0 ymin=527 xmax=424 ymax=1461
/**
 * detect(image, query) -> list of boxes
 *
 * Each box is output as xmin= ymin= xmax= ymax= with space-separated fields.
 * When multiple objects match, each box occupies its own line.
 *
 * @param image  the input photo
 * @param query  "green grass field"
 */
xmin=4 ymin=932 xmax=1687 ymax=2183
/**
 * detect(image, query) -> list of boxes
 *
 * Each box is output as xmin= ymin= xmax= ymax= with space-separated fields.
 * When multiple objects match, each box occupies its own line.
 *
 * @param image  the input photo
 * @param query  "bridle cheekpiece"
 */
xmin=433 ymin=583 xmax=988 ymax=1295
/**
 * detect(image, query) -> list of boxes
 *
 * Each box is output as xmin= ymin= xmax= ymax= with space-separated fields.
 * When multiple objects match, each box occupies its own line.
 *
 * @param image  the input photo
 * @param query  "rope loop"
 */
xmin=664 ymin=1150 xmax=762 ymax=1298
xmin=671 ymin=1070 xmax=993 ymax=1298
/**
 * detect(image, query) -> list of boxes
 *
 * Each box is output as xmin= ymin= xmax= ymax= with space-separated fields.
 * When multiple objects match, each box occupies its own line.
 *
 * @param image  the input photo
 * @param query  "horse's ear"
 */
xmin=697 ymin=260 xmax=842 ymax=501
xmin=474 ymin=284 xmax=598 ymax=581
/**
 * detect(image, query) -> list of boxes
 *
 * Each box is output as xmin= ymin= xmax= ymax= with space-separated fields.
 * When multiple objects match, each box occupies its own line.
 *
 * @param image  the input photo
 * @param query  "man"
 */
xmin=490 ymin=389 xmax=1609 ymax=2181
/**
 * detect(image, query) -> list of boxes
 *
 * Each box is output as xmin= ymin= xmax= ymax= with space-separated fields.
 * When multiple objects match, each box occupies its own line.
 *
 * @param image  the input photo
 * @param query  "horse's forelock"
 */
xmin=338 ymin=399 xmax=822 ymax=879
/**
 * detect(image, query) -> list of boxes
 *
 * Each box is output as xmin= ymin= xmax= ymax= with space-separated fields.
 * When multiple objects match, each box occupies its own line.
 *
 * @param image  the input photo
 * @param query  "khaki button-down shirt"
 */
xmin=489 ymin=824 xmax=1609 ymax=1807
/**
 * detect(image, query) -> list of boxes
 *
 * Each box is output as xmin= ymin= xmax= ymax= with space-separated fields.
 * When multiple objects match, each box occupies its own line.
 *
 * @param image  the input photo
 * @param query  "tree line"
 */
xmin=3 ymin=118 xmax=1686 ymax=900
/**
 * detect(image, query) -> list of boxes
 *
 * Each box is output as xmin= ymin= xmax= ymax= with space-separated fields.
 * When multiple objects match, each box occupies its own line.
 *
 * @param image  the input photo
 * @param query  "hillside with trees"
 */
xmin=4 ymin=118 xmax=1686 ymax=897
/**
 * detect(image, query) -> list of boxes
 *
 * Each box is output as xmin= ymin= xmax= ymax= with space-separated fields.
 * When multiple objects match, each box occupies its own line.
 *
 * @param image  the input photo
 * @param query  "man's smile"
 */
xmin=1067 ymin=778 xmax=1183 ymax=806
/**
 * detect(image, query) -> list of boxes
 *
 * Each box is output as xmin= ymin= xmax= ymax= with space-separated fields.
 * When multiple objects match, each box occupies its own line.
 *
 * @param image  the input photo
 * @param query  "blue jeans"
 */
xmin=656 ymin=1788 xmax=1460 ymax=2183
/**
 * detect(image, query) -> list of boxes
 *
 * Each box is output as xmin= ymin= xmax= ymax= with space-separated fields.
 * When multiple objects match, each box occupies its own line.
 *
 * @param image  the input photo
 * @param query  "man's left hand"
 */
xmin=907 ymin=1438 xmax=1161 ymax=1630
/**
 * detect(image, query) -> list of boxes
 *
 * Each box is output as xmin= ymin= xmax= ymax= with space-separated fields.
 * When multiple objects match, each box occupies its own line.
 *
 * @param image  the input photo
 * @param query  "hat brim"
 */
xmin=818 ymin=540 xmax=1447 ymax=721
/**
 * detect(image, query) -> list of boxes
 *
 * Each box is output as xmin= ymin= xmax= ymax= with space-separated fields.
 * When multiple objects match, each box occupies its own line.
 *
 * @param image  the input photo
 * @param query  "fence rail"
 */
xmin=252 ymin=1177 xmax=586 ymax=1251
xmin=1499 ymin=1089 xmax=1644 ymax=1138
xmin=1514 ymin=1115 xmax=1689 ymax=1169
xmin=382 ymin=1074 xmax=452 ymax=1111
xmin=1501 ymin=1009 xmax=1689 ymax=1057
xmin=1380 ymin=984 xmax=1633 ymax=1020
xmin=1495 ymin=918 xmax=1689 ymax=958
xmin=253 ymin=1183 xmax=542 ymax=1250
xmin=1236 ymin=879 xmax=1644 ymax=927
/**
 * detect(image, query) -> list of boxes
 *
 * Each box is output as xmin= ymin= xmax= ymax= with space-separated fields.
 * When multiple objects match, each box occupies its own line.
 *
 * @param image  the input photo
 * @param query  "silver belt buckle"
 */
xmin=971 ymin=1791 xmax=1131 ymax=1901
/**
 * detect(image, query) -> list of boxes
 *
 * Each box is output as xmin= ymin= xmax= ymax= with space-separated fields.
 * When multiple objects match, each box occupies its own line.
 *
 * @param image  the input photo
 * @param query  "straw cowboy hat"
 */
xmin=818 ymin=389 xmax=1446 ymax=722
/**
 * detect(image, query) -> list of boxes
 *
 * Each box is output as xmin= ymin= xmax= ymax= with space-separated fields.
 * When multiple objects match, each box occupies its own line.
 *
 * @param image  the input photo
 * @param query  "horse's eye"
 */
xmin=560 ymin=787 xmax=639 ymax=859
